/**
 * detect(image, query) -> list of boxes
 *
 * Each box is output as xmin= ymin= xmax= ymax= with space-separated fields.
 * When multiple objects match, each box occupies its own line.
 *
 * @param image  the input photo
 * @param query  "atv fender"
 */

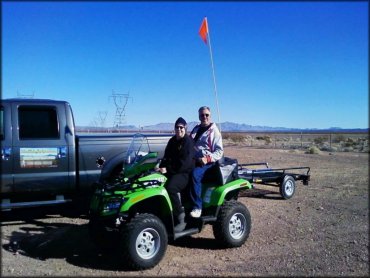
xmin=203 ymin=179 xmax=252 ymax=207
xmin=99 ymin=152 xmax=126 ymax=181
xmin=121 ymin=186 xmax=172 ymax=213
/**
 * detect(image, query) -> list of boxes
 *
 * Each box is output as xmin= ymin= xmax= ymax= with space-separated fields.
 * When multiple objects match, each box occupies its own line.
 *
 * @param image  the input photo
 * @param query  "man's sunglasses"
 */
xmin=200 ymin=113 xmax=210 ymax=118
xmin=175 ymin=126 xmax=185 ymax=130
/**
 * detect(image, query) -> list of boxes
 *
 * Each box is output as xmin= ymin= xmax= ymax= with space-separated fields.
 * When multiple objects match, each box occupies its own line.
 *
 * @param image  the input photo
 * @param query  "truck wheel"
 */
xmin=119 ymin=213 xmax=168 ymax=270
xmin=212 ymin=201 xmax=251 ymax=248
xmin=280 ymin=175 xmax=296 ymax=199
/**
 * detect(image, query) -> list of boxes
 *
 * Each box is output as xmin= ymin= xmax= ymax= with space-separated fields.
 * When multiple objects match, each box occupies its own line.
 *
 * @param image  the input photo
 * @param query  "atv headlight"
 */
xmin=102 ymin=197 xmax=124 ymax=213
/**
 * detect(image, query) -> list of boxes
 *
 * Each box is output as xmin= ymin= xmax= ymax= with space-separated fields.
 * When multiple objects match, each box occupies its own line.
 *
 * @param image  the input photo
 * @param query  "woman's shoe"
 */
xmin=174 ymin=212 xmax=186 ymax=232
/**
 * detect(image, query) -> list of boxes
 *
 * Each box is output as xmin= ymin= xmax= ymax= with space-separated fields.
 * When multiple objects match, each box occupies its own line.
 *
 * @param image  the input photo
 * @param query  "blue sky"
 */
xmin=2 ymin=1 xmax=368 ymax=129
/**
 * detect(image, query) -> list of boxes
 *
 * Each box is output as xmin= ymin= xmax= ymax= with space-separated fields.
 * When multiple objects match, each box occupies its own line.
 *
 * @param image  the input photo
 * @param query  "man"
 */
xmin=189 ymin=106 xmax=224 ymax=218
xmin=156 ymin=117 xmax=194 ymax=232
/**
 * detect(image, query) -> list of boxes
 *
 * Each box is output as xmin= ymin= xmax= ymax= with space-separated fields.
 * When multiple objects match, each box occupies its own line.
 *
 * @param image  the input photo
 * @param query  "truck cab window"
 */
xmin=0 ymin=108 xmax=4 ymax=140
xmin=19 ymin=106 xmax=59 ymax=139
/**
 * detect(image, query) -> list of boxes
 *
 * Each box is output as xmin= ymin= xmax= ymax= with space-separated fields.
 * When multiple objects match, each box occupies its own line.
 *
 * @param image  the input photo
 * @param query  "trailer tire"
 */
xmin=119 ymin=213 xmax=168 ymax=270
xmin=280 ymin=175 xmax=296 ymax=199
xmin=213 ymin=201 xmax=251 ymax=248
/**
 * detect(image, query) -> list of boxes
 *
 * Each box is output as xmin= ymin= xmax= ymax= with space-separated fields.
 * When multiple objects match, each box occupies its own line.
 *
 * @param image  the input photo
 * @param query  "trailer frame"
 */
xmin=237 ymin=162 xmax=310 ymax=199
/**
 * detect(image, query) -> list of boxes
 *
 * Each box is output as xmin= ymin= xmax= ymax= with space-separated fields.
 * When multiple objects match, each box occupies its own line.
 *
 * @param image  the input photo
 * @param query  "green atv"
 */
xmin=89 ymin=134 xmax=252 ymax=270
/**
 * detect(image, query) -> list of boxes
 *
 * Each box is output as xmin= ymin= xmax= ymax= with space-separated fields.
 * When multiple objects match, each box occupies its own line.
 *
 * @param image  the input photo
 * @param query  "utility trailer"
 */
xmin=237 ymin=162 xmax=310 ymax=199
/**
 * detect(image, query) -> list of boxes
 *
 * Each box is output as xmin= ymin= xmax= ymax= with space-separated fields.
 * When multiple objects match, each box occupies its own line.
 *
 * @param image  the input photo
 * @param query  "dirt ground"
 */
xmin=1 ymin=147 xmax=369 ymax=277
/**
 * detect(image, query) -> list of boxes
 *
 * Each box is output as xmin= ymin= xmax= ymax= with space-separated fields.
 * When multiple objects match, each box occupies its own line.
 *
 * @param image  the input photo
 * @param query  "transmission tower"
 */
xmin=97 ymin=110 xmax=108 ymax=127
xmin=110 ymin=90 xmax=132 ymax=128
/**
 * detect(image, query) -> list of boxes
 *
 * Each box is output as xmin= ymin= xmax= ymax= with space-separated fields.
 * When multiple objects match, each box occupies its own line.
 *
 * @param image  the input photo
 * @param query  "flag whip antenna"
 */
xmin=201 ymin=17 xmax=222 ymax=133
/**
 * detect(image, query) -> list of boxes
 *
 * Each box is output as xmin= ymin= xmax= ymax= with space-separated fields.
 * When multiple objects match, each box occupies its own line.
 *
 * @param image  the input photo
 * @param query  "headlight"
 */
xmin=102 ymin=197 xmax=124 ymax=213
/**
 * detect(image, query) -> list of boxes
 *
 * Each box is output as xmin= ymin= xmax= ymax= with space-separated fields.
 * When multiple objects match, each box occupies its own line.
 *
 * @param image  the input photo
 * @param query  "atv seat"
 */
xmin=202 ymin=157 xmax=239 ymax=186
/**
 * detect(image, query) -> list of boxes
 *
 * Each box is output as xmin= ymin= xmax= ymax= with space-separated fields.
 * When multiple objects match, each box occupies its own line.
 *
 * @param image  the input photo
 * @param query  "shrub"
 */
xmin=264 ymin=136 xmax=272 ymax=144
xmin=314 ymin=136 xmax=328 ymax=145
xmin=320 ymin=144 xmax=337 ymax=152
xmin=306 ymin=146 xmax=321 ymax=154
xmin=359 ymin=145 xmax=369 ymax=153
xmin=332 ymin=134 xmax=346 ymax=143
xmin=343 ymin=138 xmax=356 ymax=147
xmin=224 ymin=133 xmax=245 ymax=144
xmin=343 ymin=146 xmax=354 ymax=152
xmin=256 ymin=135 xmax=272 ymax=145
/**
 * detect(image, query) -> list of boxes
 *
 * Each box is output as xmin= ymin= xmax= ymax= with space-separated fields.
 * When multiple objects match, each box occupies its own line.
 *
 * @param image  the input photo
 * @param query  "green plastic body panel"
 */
xmin=123 ymin=152 xmax=158 ymax=178
xmin=201 ymin=178 xmax=252 ymax=207
xmin=90 ymin=172 xmax=172 ymax=217
xmin=120 ymin=185 xmax=172 ymax=212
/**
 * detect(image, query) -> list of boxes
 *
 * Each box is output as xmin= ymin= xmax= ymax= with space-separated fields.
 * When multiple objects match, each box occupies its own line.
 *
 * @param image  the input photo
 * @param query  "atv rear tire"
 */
xmin=280 ymin=175 xmax=296 ymax=199
xmin=213 ymin=200 xmax=251 ymax=248
xmin=119 ymin=213 xmax=168 ymax=270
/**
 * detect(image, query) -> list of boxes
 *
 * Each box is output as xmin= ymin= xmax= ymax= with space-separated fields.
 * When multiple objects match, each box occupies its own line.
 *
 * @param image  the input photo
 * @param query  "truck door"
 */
xmin=11 ymin=102 xmax=71 ymax=195
xmin=1 ymin=103 xmax=13 ymax=195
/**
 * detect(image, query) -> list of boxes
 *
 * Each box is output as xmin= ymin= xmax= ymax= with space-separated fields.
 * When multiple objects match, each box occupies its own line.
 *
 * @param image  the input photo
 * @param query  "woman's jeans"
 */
xmin=165 ymin=173 xmax=189 ymax=217
xmin=190 ymin=163 xmax=214 ymax=210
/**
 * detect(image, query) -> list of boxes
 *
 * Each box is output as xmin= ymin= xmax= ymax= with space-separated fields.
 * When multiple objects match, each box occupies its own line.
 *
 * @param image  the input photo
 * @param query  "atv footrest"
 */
xmin=174 ymin=227 xmax=199 ymax=240
xmin=201 ymin=216 xmax=217 ymax=223
xmin=186 ymin=215 xmax=217 ymax=227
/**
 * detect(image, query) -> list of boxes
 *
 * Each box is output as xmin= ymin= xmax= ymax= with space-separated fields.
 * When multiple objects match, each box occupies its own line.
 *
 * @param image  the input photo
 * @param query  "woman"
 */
xmin=156 ymin=117 xmax=194 ymax=232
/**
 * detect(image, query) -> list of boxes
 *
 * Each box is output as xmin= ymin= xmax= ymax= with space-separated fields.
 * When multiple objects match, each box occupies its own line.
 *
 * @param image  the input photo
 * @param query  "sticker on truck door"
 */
xmin=20 ymin=148 xmax=59 ymax=168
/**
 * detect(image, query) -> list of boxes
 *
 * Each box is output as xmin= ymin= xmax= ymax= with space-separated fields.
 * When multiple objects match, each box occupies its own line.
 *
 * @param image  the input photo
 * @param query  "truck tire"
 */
xmin=119 ymin=213 xmax=168 ymax=270
xmin=212 ymin=201 xmax=251 ymax=248
xmin=279 ymin=175 xmax=296 ymax=199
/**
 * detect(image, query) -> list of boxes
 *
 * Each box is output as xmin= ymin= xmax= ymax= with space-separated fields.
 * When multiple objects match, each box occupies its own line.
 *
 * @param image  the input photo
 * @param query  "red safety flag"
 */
xmin=199 ymin=17 xmax=208 ymax=44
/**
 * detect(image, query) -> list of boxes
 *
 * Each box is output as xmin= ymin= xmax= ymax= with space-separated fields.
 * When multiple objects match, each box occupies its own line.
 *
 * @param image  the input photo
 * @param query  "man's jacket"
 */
xmin=190 ymin=123 xmax=224 ymax=164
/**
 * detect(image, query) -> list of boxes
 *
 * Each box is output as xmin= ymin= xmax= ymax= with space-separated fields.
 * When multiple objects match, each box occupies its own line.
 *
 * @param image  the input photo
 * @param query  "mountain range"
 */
xmin=78 ymin=121 xmax=368 ymax=133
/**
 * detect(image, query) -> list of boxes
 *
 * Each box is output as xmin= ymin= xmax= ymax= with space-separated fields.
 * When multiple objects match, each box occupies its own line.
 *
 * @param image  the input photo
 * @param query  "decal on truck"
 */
xmin=20 ymin=147 xmax=59 ymax=168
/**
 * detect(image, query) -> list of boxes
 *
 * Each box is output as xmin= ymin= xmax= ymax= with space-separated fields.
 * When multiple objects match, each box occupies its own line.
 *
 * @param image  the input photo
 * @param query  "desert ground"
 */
xmin=1 ymin=146 xmax=368 ymax=277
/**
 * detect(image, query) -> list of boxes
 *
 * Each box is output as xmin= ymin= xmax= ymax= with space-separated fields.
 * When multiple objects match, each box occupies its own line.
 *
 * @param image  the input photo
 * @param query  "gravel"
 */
xmin=1 ymin=147 xmax=368 ymax=277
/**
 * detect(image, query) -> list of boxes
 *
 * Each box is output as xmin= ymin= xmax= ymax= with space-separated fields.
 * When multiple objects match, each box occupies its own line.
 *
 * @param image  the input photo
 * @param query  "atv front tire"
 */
xmin=213 ymin=200 xmax=251 ymax=248
xmin=119 ymin=213 xmax=168 ymax=270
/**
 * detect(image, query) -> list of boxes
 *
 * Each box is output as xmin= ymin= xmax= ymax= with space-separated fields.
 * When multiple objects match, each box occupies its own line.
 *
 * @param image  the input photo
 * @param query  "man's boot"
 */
xmin=174 ymin=212 xmax=186 ymax=233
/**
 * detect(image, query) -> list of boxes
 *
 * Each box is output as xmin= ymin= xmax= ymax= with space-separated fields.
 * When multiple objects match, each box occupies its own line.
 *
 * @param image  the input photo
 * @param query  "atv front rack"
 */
xmin=94 ymin=178 xmax=162 ymax=193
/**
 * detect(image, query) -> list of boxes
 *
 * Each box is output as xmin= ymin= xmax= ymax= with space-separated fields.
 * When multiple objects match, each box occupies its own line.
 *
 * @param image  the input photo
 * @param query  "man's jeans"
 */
xmin=190 ymin=163 xmax=214 ymax=210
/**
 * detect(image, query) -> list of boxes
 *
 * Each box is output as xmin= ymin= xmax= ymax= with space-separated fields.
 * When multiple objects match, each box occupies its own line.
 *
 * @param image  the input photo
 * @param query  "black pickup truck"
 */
xmin=0 ymin=98 xmax=171 ymax=211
